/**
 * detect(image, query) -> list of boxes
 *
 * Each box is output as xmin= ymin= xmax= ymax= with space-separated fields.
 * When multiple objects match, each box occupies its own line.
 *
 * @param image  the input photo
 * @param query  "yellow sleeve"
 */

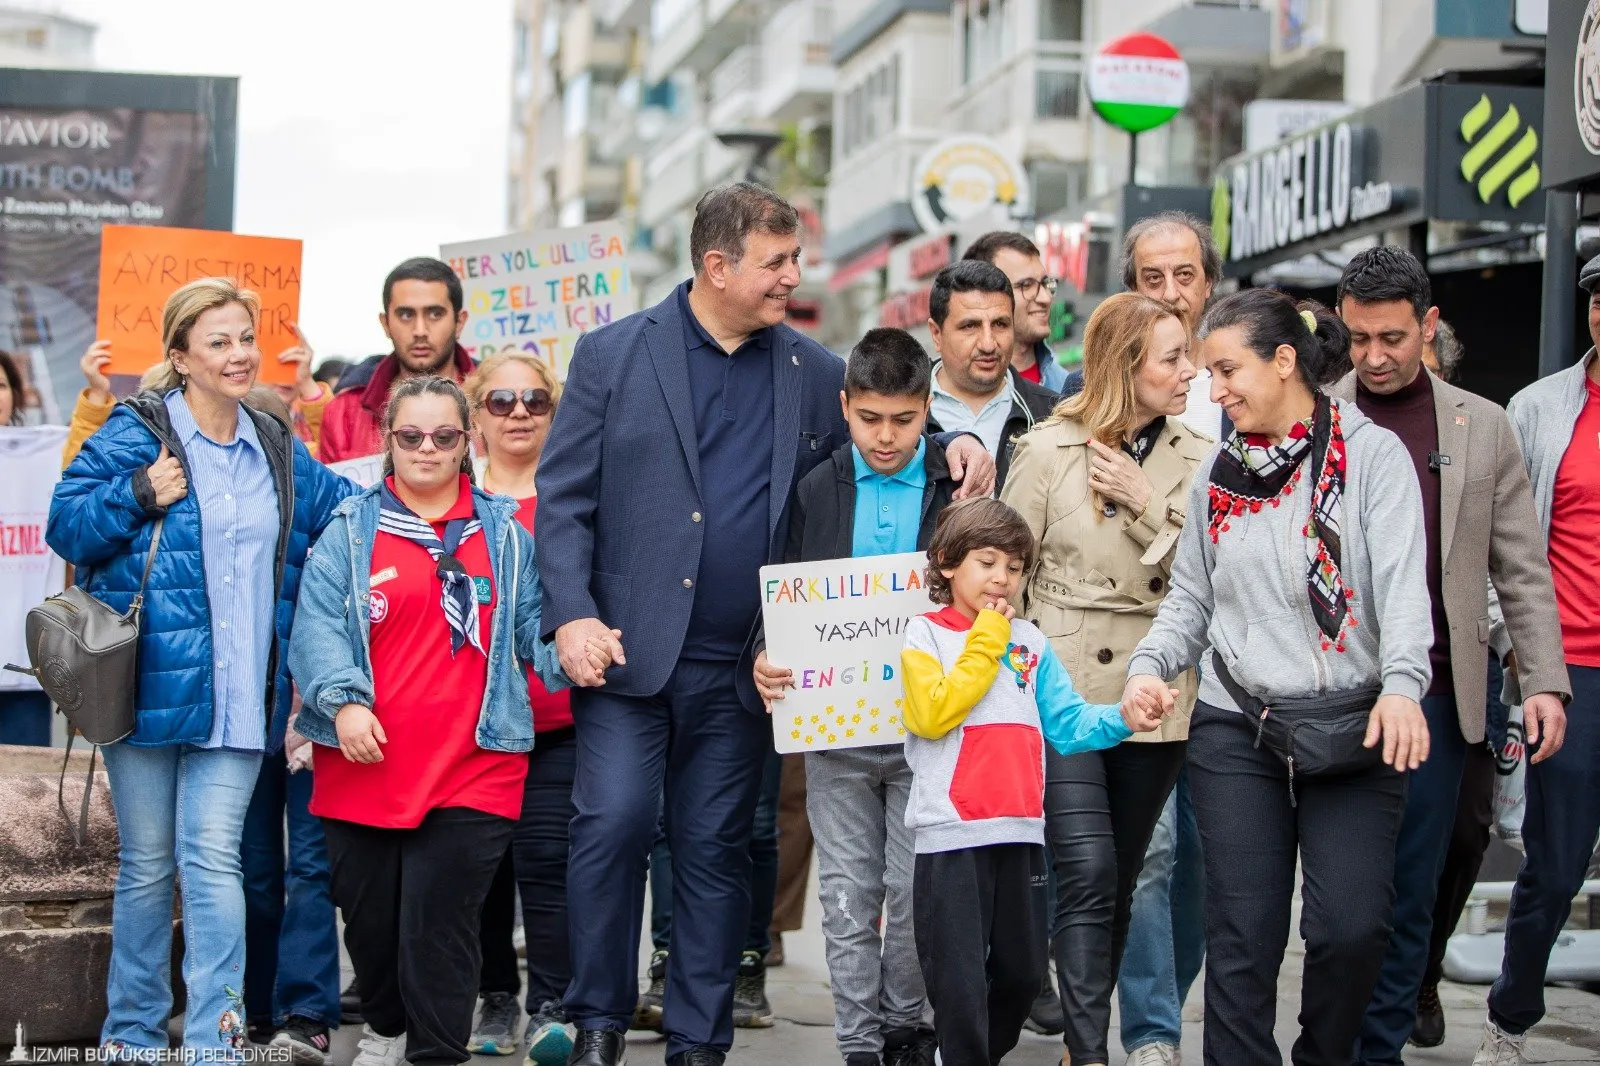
xmin=294 ymin=382 xmax=332 ymax=458
xmin=61 ymin=389 xmax=115 ymax=470
xmin=900 ymin=610 xmax=1010 ymax=739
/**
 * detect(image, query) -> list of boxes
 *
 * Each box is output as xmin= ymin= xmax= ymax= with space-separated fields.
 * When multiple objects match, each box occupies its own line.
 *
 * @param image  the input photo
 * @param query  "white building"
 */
xmin=0 ymin=5 xmax=94 ymax=69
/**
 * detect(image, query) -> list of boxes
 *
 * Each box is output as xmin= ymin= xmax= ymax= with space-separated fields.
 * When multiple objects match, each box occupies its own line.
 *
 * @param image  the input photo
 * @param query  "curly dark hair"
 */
xmin=924 ymin=497 xmax=1037 ymax=606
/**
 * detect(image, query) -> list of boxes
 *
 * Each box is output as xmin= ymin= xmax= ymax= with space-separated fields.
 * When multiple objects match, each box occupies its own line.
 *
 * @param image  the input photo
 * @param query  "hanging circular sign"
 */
xmin=1576 ymin=0 xmax=1600 ymax=156
xmin=909 ymin=135 xmax=1031 ymax=235
xmin=1088 ymin=31 xmax=1190 ymax=134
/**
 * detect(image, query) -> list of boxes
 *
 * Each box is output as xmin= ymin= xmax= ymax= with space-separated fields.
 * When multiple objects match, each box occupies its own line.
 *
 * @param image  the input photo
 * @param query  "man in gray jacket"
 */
xmin=1327 ymin=247 xmax=1570 ymax=1066
xmin=1471 ymin=254 xmax=1600 ymax=1066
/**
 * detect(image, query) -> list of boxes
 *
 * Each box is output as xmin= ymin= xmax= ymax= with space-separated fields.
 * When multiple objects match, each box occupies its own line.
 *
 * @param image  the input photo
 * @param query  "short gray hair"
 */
xmin=1120 ymin=211 xmax=1223 ymax=293
xmin=689 ymin=182 xmax=800 ymax=275
xmin=1431 ymin=318 xmax=1464 ymax=381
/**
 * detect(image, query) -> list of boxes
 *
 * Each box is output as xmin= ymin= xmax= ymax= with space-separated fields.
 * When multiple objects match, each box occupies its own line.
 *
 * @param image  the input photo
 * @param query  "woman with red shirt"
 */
xmin=288 ymin=376 xmax=610 ymax=1066
xmin=461 ymin=354 xmax=575 ymax=1064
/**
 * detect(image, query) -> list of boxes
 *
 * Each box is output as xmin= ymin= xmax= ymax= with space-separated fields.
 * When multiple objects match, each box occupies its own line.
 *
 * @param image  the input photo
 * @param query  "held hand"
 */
xmin=1086 ymin=439 xmax=1153 ymax=515
xmin=1121 ymin=674 xmax=1175 ymax=732
xmin=147 ymin=443 xmax=188 ymax=506
xmin=557 ymin=617 xmax=625 ymax=687
xmin=945 ymin=436 xmax=998 ymax=499
xmin=753 ymin=650 xmax=794 ymax=713
xmin=982 ymin=597 xmax=1017 ymax=620
xmin=335 ymin=703 xmax=387 ymax=763
xmin=582 ymin=629 xmax=625 ymax=676
xmin=80 ymin=339 xmax=113 ymax=403
xmin=279 ymin=323 xmax=320 ymax=401
xmin=1523 ymin=692 xmax=1567 ymax=764
xmin=1363 ymin=694 xmax=1430 ymax=770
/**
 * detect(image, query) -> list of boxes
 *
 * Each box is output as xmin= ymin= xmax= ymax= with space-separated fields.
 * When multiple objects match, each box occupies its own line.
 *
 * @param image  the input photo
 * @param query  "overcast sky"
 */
xmin=66 ymin=0 xmax=514 ymax=362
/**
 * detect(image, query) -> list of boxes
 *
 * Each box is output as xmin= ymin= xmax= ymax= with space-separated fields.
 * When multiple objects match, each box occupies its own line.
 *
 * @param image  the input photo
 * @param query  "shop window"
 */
xmin=1038 ymin=0 xmax=1083 ymax=42
xmin=1035 ymin=67 xmax=1081 ymax=119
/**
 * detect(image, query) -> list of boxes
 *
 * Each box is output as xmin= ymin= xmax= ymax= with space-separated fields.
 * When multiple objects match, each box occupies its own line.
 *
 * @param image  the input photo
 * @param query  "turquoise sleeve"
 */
xmin=1036 ymin=642 xmax=1133 ymax=756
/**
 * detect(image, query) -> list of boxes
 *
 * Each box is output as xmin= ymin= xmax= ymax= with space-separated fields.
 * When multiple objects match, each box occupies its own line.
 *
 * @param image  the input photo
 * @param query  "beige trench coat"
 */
xmin=1001 ymin=416 xmax=1212 ymax=742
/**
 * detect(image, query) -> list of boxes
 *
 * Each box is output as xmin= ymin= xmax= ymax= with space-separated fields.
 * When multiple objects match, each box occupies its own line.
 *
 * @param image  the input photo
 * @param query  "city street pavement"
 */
xmin=312 ymin=874 xmax=1600 ymax=1066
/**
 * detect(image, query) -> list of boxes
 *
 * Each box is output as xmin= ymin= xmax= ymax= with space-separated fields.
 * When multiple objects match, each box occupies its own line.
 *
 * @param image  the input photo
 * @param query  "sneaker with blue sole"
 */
xmin=524 ymin=1002 xmax=574 ymax=1066
xmin=468 ymin=991 xmax=522 ymax=1056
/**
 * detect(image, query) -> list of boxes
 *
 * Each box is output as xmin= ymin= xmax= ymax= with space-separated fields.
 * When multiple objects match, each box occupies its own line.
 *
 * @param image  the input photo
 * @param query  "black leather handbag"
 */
xmin=1210 ymin=650 xmax=1383 ymax=806
xmin=5 ymin=518 xmax=164 ymax=842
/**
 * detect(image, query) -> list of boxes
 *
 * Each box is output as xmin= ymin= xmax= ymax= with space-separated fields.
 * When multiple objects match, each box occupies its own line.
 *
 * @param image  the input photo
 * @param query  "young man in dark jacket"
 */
xmin=752 ymin=327 xmax=954 ymax=1066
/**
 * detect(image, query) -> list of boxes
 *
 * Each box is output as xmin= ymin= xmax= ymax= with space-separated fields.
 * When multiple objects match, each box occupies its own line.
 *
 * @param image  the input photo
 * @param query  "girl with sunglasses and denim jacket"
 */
xmin=288 ymin=375 xmax=613 ymax=1066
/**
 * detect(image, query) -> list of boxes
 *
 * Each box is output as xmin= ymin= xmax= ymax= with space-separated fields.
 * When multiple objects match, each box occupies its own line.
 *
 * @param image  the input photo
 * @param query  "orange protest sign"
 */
xmin=96 ymin=225 xmax=303 ymax=385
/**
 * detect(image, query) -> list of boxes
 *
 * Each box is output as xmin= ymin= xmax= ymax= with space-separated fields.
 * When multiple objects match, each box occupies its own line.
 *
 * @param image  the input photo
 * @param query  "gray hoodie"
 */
xmin=1128 ymin=398 xmax=1433 ymax=711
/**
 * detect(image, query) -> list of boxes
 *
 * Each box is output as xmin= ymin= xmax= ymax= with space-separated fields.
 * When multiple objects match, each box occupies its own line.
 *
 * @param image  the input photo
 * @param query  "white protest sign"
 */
xmin=327 ymin=454 xmax=383 ymax=488
xmin=442 ymin=221 xmax=637 ymax=381
xmin=0 ymin=426 xmax=69 ymax=692
xmin=759 ymin=551 xmax=934 ymax=754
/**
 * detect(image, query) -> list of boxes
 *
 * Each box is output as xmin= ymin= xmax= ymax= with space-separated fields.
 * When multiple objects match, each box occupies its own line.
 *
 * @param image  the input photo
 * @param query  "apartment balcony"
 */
xmin=595 ymin=0 xmax=652 ymax=32
xmin=562 ymin=5 xmax=631 ymax=83
xmin=708 ymin=45 xmax=759 ymax=128
xmin=558 ymin=134 xmax=624 ymax=215
xmin=639 ymin=119 xmax=708 ymax=227
xmin=754 ymin=0 xmax=834 ymax=122
xmin=593 ymin=78 xmax=646 ymax=162
xmin=646 ymin=0 xmax=754 ymax=84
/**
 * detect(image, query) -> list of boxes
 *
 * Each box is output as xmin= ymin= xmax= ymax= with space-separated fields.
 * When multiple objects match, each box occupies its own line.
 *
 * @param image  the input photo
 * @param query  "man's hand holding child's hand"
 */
xmin=1121 ymin=674 xmax=1177 ymax=733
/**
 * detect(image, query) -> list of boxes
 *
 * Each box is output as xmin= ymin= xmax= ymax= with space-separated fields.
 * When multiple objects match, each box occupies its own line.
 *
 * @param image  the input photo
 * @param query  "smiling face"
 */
xmin=1202 ymin=324 xmax=1302 ymax=437
xmin=474 ymin=359 xmax=556 ymax=466
xmin=1340 ymin=296 xmax=1433 ymax=395
xmin=929 ymin=290 xmax=1015 ymax=398
xmin=382 ymin=279 xmax=466 ymax=377
xmin=388 ymin=391 xmax=469 ymax=495
xmin=1133 ymin=314 xmax=1196 ymax=421
xmin=707 ymin=229 xmax=803 ymax=333
xmin=841 ymin=388 xmax=930 ymax=476
xmin=171 ymin=302 xmax=259 ymax=404
xmin=990 ymin=246 xmax=1052 ymax=348
xmin=940 ymin=545 xmax=1025 ymax=618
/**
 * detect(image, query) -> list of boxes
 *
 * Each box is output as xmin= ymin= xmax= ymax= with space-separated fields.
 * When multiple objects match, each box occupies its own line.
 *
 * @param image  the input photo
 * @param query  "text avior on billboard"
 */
xmin=0 ymin=69 xmax=237 ymax=422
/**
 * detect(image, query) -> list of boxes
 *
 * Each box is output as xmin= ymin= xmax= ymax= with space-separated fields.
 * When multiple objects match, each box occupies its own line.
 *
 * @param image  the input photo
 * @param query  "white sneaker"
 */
xmin=351 ymin=1025 xmax=407 ymax=1066
xmin=1126 ymin=1044 xmax=1181 ymax=1066
xmin=1472 ymin=1017 xmax=1527 ymax=1066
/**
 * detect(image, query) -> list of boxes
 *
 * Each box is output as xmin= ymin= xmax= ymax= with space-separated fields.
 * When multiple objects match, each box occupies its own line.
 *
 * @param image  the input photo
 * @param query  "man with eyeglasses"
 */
xmin=963 ymin=231 xmax=1069 ymax=394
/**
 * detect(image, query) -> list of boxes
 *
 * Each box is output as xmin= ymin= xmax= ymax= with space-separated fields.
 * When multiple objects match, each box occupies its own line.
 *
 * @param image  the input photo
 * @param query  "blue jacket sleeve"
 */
xmin=533 ymin=330 xmax=607 ymax=639
xmin=47 ymin=414 xmax=162 ymax=568
xmin=1037 ymin=642 xmax=1132 ymax=756
xmin=512 ymin=523 xmax=571 ymax=693
xmin=296 ymin=440 xmax=362 ymax=538
xmin=286 ymin=517 xmax=374 ymax=745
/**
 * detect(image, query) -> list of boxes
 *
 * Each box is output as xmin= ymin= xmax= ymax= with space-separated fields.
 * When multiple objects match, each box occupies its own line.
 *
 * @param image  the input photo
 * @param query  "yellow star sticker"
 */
xmin=790 ymin=729 xmax=801 ymax=740
xmin=871 ymin=707 xmax=881 ymax=718
xmin=889 ymin=715 xmax=900 ymax=725
xmin=805 ymin=735 xmax=815 ymax=744
xmin=836 ymin=715 xmax=846 ymax=726
xmin=825 ymin=705 xmax=835 ymax=714
xmin=857 ymin=698 xmax=867 ymax=708
xmin=811 ymin=715 xmax=820 ymax=724
xmin=792 ymin=715 xmax=803 ymax=727
xmin=897 ymin=727 xmax=906 ymax=736
xmin=827 ymin=734 xmax=837 ymax=743
xmin=870 ymin=724 xmax=880 ymax=734
xmin=845 ymin=729 xmax=855 ymax=738
xmin=852 ymin=713 xmax=862 ymax=724
xmin=894 ymin=697 xmax=903 ymax=709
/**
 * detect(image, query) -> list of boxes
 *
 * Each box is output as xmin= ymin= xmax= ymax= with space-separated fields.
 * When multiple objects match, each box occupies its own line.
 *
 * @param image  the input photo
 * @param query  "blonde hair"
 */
xmin=138 ymin=277 xmax=261 ymax=392
xmin=462 ymin=352 xmax=562 ymax=410
xmin=1054 ymin=292 xmax=1181 ymax=447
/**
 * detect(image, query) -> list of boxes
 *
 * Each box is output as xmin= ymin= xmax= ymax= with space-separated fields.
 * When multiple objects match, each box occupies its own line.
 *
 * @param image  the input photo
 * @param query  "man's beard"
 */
xmin=396 ymin=342 xmax=455 ymax=376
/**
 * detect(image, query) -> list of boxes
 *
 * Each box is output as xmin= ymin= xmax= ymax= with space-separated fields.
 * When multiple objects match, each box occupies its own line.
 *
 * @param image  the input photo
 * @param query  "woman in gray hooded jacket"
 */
xmin=1124 ymin=289 xmax=1433 ymax=1066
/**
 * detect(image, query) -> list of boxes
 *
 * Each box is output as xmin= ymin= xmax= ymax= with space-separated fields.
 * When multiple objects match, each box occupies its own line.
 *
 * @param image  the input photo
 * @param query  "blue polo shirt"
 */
xmin=677 ymin=280 xmax=776 ymax=660
xmin=851 ymin=439 xmax=926 ymax=558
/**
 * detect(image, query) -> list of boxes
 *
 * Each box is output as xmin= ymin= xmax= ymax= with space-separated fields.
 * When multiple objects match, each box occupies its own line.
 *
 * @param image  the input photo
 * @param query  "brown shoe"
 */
xmin=764 ymin=932 xmax=785 ymax=967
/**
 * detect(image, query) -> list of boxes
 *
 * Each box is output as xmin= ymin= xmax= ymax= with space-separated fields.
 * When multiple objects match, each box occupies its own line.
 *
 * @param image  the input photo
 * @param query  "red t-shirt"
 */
xmin=311 ymin=476 xmax=528 ymax=827
xmin=513 ymin=495 xmax=574 ymax=733
xmin=1548 ymin=376 xmax=1600 ymax=667
xmin=1018 ymin=360 xmax=1043 ymax=384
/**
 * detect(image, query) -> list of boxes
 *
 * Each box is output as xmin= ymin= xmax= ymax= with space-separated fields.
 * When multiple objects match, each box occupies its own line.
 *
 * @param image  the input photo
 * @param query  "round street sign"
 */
xmin=1088 ymin=32 xmax=1190 ymax=134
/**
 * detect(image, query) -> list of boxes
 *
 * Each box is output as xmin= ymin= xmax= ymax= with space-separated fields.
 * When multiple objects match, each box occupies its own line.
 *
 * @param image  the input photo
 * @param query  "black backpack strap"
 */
xmin=56 ymin=730 xmax=97 ymax=847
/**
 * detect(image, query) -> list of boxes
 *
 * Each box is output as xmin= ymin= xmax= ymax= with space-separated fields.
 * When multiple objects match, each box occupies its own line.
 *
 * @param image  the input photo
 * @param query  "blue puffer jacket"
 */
xmin=45 ymin=390 xmax=357 ymax=750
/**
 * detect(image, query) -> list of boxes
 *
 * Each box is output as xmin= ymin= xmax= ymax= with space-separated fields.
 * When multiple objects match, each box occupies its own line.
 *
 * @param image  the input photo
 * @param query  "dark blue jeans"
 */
xmin=650 ymin=744 xmax=783 ymax=957
xmin=0 ymin=690 xmax=51 ymax=745
xmin=241 ymin=751 xmax=342 ymax=1026
xmin=1357 ymin=692 xmax=1465 ymax=1064
xmin=564 ymin=658 xmax=771 ymax=1058
xmin=1489 ymin=663 xmax=1600 ymax=1035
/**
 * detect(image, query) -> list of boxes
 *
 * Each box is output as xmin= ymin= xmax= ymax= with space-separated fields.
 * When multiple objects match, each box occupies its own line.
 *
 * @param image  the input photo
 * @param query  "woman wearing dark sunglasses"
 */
xmin=458 ymin=354 xmax=574 ymax=1063
xmin=287 ymin=374 xmax=612 ymax=1066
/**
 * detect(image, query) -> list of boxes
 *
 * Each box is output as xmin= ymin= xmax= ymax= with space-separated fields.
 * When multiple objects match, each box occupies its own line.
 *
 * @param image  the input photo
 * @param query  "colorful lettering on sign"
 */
xmin=763 ymin=567 xmax=923 ymax=605
xmin=0 ymin=520 xmax=46 ymax=556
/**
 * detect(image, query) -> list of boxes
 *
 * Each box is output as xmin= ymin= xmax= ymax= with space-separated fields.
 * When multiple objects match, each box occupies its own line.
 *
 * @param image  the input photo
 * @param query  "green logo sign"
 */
xmin=1459 ymin=93 xmax=1540 ymax=208
xmin=1210 ymin=176 xmax=1232 ymax=261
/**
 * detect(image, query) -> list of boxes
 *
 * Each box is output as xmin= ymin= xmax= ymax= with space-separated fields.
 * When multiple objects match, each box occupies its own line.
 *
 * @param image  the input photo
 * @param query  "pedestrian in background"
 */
xmin=46 ymin=277 xmax=353 ymax=1060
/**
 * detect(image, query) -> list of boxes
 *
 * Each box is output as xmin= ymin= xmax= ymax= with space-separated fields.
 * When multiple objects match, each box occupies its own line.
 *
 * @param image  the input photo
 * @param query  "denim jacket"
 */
xmin=288 ymin=483 xmax=568 ymax=753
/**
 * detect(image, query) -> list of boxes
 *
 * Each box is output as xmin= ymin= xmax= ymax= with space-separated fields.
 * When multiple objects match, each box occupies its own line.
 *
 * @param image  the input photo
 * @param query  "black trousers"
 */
xmin=1421 ymin=738 xmax=1495 ymax=988
xmin=512 ymin=726 xmax=579 ymax=1013
xmin=478 ymin=850 xmax=520 ymax=996
xmin=914 ymin=843 xmax=1048 ymax=1066
xmin=324 ymin=808 xmax=516 ymax=1065
xmin=1044 ymin=741 xmax=1186 ymax=1062
xmin=1187 ymin=702 xmax=1406 ymax=1066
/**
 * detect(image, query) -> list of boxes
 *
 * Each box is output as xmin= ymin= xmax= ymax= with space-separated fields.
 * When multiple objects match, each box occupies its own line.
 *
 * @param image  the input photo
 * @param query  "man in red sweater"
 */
xmin=320 ymin=257 xmax=476 ymax=462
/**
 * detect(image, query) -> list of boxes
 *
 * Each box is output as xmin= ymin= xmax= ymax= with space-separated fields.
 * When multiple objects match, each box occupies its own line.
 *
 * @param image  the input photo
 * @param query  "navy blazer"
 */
xmin=536 ymin=287 xmax=848 ymax=711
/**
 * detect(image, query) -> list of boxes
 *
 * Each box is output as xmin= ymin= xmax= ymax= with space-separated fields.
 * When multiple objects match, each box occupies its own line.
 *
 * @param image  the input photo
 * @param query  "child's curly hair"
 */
xmin=923 ymin=497 xmax=1037 ymax=605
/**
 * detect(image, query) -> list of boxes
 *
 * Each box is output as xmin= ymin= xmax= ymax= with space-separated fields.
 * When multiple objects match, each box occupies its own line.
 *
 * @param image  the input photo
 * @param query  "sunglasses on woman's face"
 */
xmin=483 ymin=387 xmax=553 ymax=417
xmin=391 ymin=426 xmax=466 ymax=451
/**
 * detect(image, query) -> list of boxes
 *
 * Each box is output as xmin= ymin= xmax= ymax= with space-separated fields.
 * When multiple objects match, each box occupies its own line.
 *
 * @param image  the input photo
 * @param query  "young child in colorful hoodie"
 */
xmin=900 ymin=497 xmax=1170 ymax=1066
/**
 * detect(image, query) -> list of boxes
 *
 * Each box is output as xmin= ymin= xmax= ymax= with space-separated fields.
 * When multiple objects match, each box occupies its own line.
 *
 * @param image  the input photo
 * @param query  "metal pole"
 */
xmin=1541 ymin=190 xmax=1579 ymax=378
xmin=1128 ymin=132 xmax=1139 ymax=189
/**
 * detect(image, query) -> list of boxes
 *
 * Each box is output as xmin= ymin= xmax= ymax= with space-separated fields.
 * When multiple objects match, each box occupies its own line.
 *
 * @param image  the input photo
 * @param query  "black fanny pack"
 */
xmin=1211 ymin=651 xmax=1382 ymax=805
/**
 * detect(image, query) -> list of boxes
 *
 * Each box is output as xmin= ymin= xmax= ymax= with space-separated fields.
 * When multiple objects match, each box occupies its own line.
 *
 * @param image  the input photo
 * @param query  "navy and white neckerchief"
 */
xmin=377 ymin=483 xmax=486 ymax=657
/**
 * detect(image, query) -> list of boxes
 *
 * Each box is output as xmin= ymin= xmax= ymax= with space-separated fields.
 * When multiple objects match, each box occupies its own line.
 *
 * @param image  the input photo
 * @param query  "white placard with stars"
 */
xmin=759 ymin=552 xmax=935 ymax=754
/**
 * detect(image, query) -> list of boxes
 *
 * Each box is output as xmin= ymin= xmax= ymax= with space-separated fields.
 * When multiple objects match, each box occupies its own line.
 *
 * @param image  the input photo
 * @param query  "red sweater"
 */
xmin=514 ymin=494 xmax=574 ymax=732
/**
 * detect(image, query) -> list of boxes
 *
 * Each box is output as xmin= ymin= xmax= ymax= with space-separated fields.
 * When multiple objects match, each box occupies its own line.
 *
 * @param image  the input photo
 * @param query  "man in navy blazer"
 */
xmin=536 ymin=183 xmax=994 ymax=1066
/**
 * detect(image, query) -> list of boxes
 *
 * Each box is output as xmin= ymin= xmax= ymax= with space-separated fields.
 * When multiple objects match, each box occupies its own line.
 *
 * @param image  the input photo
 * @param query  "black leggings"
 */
xmin=1044 ymin=740 xmax=1186 ymax=1063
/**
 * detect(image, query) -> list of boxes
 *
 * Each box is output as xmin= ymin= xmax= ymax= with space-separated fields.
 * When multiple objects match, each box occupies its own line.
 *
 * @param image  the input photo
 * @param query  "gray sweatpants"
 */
xmin=806 ymin=743 xmax=929 ymax=1057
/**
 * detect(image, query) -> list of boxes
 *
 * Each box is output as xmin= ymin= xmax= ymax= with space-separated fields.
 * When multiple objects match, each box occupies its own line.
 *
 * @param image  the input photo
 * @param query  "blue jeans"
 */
xmin=241 ymin=751 xmax=341 ymax=1027
xmin=100 ymin=742 xmax=263 ymax=1056
xmin=0 ymin=689 xmax=51 ymax=745
xmin=1117 ymin=767 xmax=1205 ymax=1052
xmin=1489 ymin=664 xmax=1600 ymax=1035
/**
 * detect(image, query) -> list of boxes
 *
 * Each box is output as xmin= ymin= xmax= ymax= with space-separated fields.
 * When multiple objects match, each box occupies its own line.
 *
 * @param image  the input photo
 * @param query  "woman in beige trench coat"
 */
xmin=1000 ymin=292 xmax=1212 ymax=1066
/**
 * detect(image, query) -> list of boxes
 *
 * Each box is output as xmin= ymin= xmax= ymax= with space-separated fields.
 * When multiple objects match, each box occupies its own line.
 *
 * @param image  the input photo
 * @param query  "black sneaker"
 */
xmin=731 ymin=949 xmax=774 ymax=1028
xmin=844 ymin=1055 xmax=881 ymax=1066
xmin=883 ymin=1025 xmax=937 ymax=1066
xmin=1022 ymin=972 xmax=1065 ymax=1036
xmin=566 ymin=1029 xmax=626 ymax=1066
xmin=632 ymin=949 xmax=667 ymax=1031
xmin=268 ymin=1017 xmax=332 ymax=1066
xmin=468 ymin=991 xmax=522 ymax=1055
xmin=340 ymin=977 xmax=363 ymax=1024
xmin=665 ymin=1048 xmax=725 ymax=1066
xmin=1409 ymin=983 xmax=1446 ymax=1048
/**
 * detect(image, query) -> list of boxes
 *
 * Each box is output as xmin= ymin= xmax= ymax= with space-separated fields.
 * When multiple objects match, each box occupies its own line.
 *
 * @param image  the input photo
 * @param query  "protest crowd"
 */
xmin=9 ymin=179 xmax=1600 ymax=1066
